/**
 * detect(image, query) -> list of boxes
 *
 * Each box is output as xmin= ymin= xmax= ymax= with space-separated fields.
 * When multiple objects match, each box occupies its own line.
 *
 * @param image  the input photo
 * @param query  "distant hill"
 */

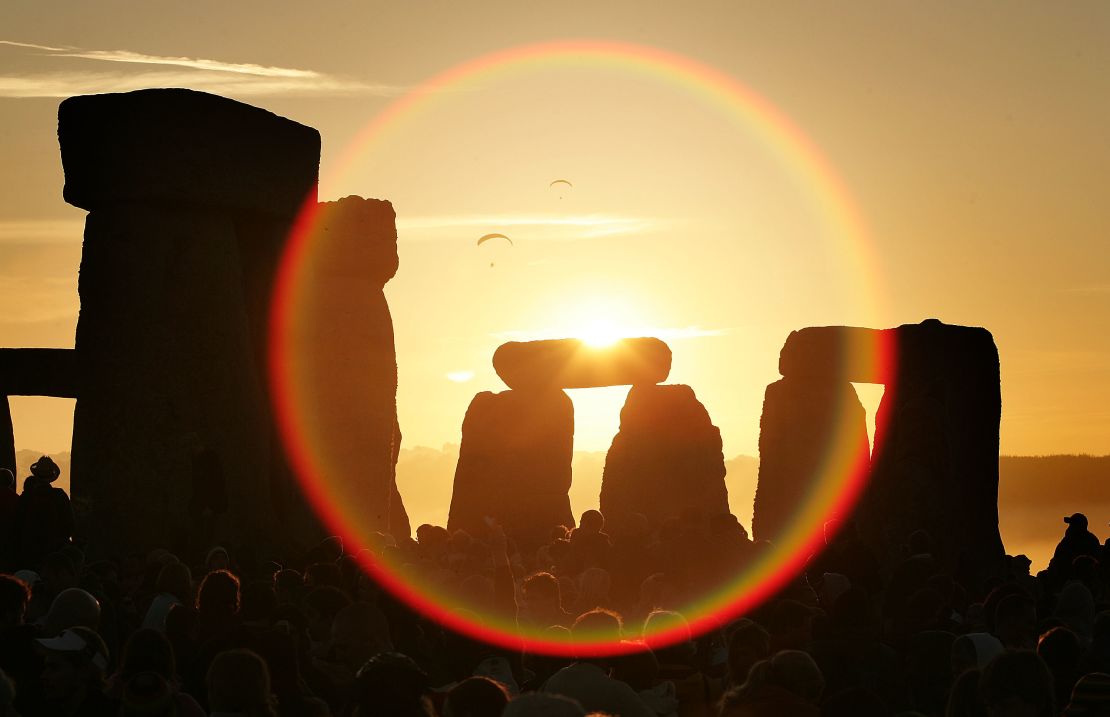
xmin=16 ymin=443 xmax=1107 ymax=570
xmin=14 ymin=449 xmax=71 ymax=494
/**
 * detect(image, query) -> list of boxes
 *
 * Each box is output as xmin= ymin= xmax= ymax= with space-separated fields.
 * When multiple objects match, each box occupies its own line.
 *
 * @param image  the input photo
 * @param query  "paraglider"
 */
xmin=476 ymin=233 xmax=513 ymax=247
xmin=549 ymin=179 xmax=573 ymax=199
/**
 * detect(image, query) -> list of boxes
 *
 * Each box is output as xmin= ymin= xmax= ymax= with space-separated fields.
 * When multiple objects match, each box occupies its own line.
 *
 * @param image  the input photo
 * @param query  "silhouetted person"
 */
xmin=443 ymin=676 xmax=511 ymax=717
xmin=718 ymin=649 xmax=825 ymax=717
xmin=1047 ymin=514 xmax=1102 ymax=590
xmin=978 ymin=651 xmax=1055 ymax=717
xmin=36 ymin=626 xmax=118 ymax=716
xmin=206 ymin=648 xmax=276 ymax=717
xmin=519 ymin=573 xmax=574 ymax=631
xmin=353 ymin=651 xmax=434 ymax=716
xmin=569 ymin=510 xmax=612 ymax=571
xmin=543 ymin=609 xmax=654 ymax=717
xmin=107 ymin=628 xmax=204 ymax=716
xmin=15 ymin=456 xmax=73 ymax=568
xmin=0 ymin=573 xmax=45 ymax=715
xmin=1062 ymin=672 xmax=1110 ymax=716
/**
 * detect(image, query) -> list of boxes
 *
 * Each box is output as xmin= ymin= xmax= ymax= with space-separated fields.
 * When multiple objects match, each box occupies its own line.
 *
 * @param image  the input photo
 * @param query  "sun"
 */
xmin=579 ymin=318 xmax=624 ymax=347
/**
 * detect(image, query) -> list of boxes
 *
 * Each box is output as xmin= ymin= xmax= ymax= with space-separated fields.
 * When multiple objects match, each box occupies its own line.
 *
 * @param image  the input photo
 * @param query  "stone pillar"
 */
xmin=1 ymin=396 xmax=13 ymax=478
xmin=58 ymin=89 xmax=320 ymax=557
xmin=287 ymin=197 xmax=406 ymax=538
xmin=601 ymin=384 xmax=729 ymax=529
xmin=861 ymin=320 xmax=1004 ymax=578
xmin=448 ymin=389 xmax=574 ymax=551
xmin=753 ymin=377 xmax=870 ymax=542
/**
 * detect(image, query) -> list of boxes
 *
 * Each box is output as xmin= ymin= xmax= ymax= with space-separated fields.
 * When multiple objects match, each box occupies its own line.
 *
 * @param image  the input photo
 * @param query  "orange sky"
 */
xmin=2 ymin=2 xmax=1109 ymax=463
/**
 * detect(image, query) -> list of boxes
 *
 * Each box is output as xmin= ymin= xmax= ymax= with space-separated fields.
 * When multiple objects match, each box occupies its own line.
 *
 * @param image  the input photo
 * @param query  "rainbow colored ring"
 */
xmin=270 ymin=40 xmax=891 ymax=656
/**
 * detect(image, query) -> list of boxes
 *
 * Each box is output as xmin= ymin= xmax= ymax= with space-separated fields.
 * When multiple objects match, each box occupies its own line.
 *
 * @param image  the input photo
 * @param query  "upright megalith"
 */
xmin=861 ymin=319 xmax=1003 ymax=578
xmin=601 ymin=384 xmax=729 ymax=528
xmin=494 ymin=337 xmax=671 ymax=390
xmin=753 ymin=377 xmax=870 ymax=542
xmin=448 ymin=389 xmax=574 ymax=551
xmin=286 ymin=196 xmax=407 ymax=537
xmin=59 ymin=89 xmax=321 ymax=556
xmin=754 ymin=319 xmax=1003 ymax=578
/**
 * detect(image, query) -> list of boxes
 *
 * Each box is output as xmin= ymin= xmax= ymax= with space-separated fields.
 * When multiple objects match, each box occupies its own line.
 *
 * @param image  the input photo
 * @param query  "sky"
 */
xmin=2 ymin=1 xmax=1110 ymax=469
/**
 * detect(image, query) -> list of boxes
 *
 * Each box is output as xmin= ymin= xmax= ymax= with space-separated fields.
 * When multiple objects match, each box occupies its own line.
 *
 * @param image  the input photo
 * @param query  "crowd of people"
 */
xmin=3 ymin=455 xmax=1110 ymax=716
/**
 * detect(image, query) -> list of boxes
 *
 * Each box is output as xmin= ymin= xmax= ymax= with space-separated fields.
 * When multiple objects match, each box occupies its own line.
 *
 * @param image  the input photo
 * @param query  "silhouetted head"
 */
xmin=579 ymin=510 xmax=604 ymax=533
xmin=572 ymin=608 xmax=623 ymax=644
xmin=1064 ymin=513 xmax=1089 ymax=530
xmin=0 ymin=468 xmax=14 ymax=491
xmin=196 ymin=569 xmax=240 ymax=620
xmin=994 ymin=592 xmax=1038 ymax=649
xmin=611 ymin=641 xmax=659 ymax=691
xmin=154 ymin=560 xmax=191 ymax=603
xmin=273 ymin=569 xmax=303 ymax=603
xmin=29 ymin=455 xmax=60 ymax=483
xmin=727 ymin=619 xmax=771 ymax=686
xmin=443 ymin=676 xmax=510 ymax=717
xmin=42 ymin=587 xmax=101 ymax=635
xmin=37 ymin=626 xmax=110 ymax=701
xmin=120 ymin=671 xmax=174 ymax=715
xmin=726 ymin=649 xmax=825 ymax=707
xmin=206 ymin=649 xmax=275 ymax=717
xmin=1064 ymin=672 xmax=1110 ymax=716
xmin=354 ymin=651 xmax=432 ymax=717
xmin=522 ymin=572 xmax=561 ymax=608
xmin=979 ymin=651 xmax=1054 ymax=717
xmin=303 ymin=585 xmax=352 ymax=643
xmin=501 ymin=693 xmax=586 ymax=717
xmin=0 ymin=574 xmax=31 ymax=629
xmin=330 ymin=603 xmax=393 ymax=672
xmin=120 ymin=628 xmax=175 ymax=681
xmin=205 ymin=546 xmax=230 ymax=572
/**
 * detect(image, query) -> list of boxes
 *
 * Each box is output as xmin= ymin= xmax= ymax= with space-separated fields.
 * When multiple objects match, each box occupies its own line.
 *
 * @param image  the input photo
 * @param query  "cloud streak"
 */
xmin=397 ymin=214 xmax=662 ymax=241
xmin=0 ymin=39 xmax=404 ymax=98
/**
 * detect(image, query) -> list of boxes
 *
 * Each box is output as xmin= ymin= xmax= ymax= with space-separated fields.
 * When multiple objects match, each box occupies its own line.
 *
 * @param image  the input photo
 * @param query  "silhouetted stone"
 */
xmin=493 ymin=337 xmax=671 ymax=390
xmin=861 ymin=319 xmax=1003 ymax=578
xmin=779 ymin=326 xmax=887 ymax=383
xmin=753 ymin=377 xmax=870 ymax=542
xmin=601 ymin=384 xmax=729 ymax=528
xmin=1 ymin=396 xmax=13 ymax=477
xmin=755 ymin=319 xmax=1004 ymax=580
xmin=289 ymin=196 xmax=404 ymax=536
xmin=0 ymin=349 xmax=78 ymax=397
xmin=60 ymin=89 xmax=322 ymax=556
xmin=448 ymin=389 xmax=574 ymax=550
xmin=59 ymin=89 xmax=319 ymax=215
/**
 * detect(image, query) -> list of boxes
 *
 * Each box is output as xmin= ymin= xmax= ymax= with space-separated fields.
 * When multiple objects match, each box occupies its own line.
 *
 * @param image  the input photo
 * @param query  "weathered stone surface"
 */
xmin=601 ymin=384 xmax=729 ymax=528
xmin=287 ymin=197 xmax=404 ymax=536
xmin=59 ymin=89 xmax=319 ymax=215
xmin=778 ymin=326 xmax=887 ymax=383
xmin=755 ymin=319 xmax=1004 ymax=581
xmin=859 ymin=320 xmax=1003 ymax=578
xmin=753 ymin=377 xmax=870 ymax=542
xmin=448 ymin=389 xmax=574 ymax=550
xmin=0 ymin=349 xmax=78 ymax=397
xmin=493 ymin=337 xmax=671 ymax=390
xmin=60 ymin=92 xmax=326 ymax=557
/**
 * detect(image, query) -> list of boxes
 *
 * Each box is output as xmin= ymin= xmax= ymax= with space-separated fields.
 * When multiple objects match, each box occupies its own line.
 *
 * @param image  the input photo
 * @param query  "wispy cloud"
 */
xmin=0 ymin=219 xmax=84 ymax=243
xmin=397 ymin=214 xmax=662 ymax=241
xmin=0 ymin=39 xmax=404 ymax=98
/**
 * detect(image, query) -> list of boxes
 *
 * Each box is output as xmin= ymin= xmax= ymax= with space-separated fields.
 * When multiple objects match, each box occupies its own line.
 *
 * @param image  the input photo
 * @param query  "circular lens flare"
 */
xmin=270 ymin=40 xmax=889 ymax=657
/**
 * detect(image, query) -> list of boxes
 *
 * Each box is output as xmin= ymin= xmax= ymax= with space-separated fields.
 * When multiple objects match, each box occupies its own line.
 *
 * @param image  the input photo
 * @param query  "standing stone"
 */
xmin=287 ymin=196 xmax=406 ymax=537
xmin=59 ymin=89 xmax=321 ymax=557
xmin=601 ymin=384 xmax=729 ymax=528
xmin=448 ymin=389 xmax=574 ymax=551
xmin=860 ymin=320 xmax=1003 ymax=579
xmin=1 ymin=396 xmax=13 ymax=478
xmin=753 ymin=377 xmax=870 ymax=542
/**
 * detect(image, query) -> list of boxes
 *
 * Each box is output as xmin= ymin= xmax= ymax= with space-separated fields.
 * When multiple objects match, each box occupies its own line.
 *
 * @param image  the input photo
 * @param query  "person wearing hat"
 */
xmin=1045 ymin=513 xmax=1102 ymax=593
xmin=15 ymin=455 xmax=74 ymax=569
xmin=36 ymin=626 xmax=118 ymax=716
